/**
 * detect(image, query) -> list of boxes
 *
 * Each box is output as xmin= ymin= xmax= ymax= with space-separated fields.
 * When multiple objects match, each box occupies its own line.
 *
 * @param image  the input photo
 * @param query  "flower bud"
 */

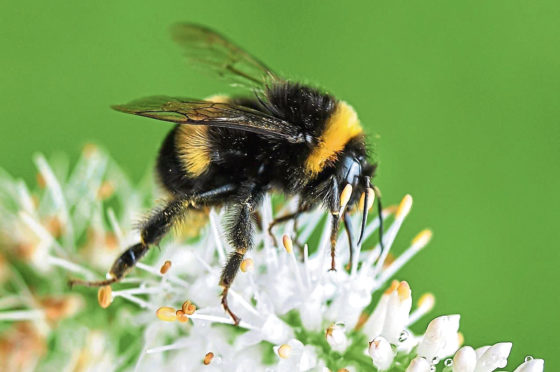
xmin=417 ymin=314 xmax=460 ymax=361
xmin=368 ymin=336 xmax=394 ymax=371
xmin=452 ymin=346 xmax=476 ymax=372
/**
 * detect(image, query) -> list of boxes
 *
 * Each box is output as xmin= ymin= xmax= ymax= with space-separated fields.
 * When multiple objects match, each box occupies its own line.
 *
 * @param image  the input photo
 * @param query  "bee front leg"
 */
xmin=220 ymin=192 xmax=260 ymax=325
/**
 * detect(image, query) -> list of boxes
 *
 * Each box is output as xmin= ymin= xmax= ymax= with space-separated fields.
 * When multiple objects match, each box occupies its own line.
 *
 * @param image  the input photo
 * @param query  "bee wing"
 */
xmin=171 ymin=23 xmax=281 ymax=90
xmin=112 ymin=96 xmax=306 ymax=143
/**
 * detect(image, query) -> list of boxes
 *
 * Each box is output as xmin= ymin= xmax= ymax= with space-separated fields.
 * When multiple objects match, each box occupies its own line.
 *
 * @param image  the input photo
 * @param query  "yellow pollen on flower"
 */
xmin=282 ymin=234 xmax=293 ymax=254
xmin=159 ymin=260 xmax=172 ymax=274
xmin=278 ymin=344 xmax=292 ymax=359
xmin=397 ymin=281 xmax=411 ymax=301
xmin=396 ymin=194 xmax=413 ymax=219
xmin=36 ymin=173 xmax=46 ymax=189
xmin=418 ymin=293 xmax=435 ymax=309
xmin=338 ymin=369 xmax=350 ymax=372
xmin=458 ymin=332 xmax=465 ymax=346
xmin=203 ymin=352 xmax=214 ymax=365
xmin=384 ymin=205 xmax=398 ymax=215
xmin=358 ymin=188 xmax=375 ymax=212
xmin=82 ymin=143 xmax=99 ymax=158
xmin=340 ymin=184 xmax=353 ymax=209
xmin=369 ymin=339 xmax=381 ymax=348
xmin=156 ymin=306 xmax=177 ymax=322
xmin=383 ymin=253 xmax=395 ymax=268
xmin=240 ymin=258 xmax=254 ymax=272
xmin=325 ymin=324 xmax=334 ymax=337
xmin=176 ymin=309 xmax=189 ymax=323
xmin=97 ymin=286 xmax=112 ymax=309
xmin=412 ymin=229 xmax=433 ymax=248
xmin=384 ymin=280 xmax=400 ymax=294
xmin=97 ymin=181 xmax=114 ymax=200
xmin=182 ymin=300 xmax=196 ymax=315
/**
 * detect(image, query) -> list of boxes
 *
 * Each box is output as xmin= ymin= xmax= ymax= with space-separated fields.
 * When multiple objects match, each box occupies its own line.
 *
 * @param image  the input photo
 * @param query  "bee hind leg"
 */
xmin=70 ymin=184 xmax=238 ymax=288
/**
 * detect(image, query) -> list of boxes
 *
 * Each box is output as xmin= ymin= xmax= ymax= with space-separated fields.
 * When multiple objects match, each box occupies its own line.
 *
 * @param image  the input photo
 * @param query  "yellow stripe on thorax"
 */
xmin=175 ymin=95 xmax=229 ymax=177
xmin=305 ymin=101 xmax=363 ymax=176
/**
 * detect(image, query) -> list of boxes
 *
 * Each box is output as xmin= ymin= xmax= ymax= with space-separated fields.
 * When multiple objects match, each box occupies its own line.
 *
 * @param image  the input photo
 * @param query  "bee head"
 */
xmin=335 ymin=151 xmax=380 ymax=246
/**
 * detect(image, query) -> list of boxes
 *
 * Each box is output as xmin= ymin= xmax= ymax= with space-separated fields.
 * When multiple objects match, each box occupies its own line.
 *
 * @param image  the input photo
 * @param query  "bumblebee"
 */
xmin=70 ymin=24 xmax=384 ymax=325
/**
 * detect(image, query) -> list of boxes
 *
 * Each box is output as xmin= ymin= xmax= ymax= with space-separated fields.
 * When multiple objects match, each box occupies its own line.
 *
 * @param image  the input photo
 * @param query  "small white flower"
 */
xmin=417 ymin=314 xmax=461 ymax=361
xmin=513 ymin=358 xmax=545 ymax=372
xmin=325 ymin=322 xmax=349 ymax=352
xmin=381 ymin=280 xmax=412 ymax=344
xmin=473 ymin=342 xmax=512 ymax=372
xmin=368 ymin=336 xmax=395 ymax=371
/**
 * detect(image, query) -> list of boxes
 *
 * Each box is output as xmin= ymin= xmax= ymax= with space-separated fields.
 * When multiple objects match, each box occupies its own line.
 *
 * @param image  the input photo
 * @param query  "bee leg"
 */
xmin=70 ymin=184 xmax=238 ymax=288
xmin=267 ymin=202 xmax=311 ymax=250
xmin=329 ymin=212 xmax=341 ymax=271
xmin=69 ymin=198 xmax=190 ymax=288
xmin=220 ymin=192 xmax=260 ymax=325
xmin=343 ymin=213 xmax=355 ymax=271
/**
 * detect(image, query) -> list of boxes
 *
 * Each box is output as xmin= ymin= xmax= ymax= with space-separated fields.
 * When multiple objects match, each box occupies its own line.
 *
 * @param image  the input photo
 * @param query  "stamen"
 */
xmin=408 ymin=293 xmax=435 ymax=325
xmin=97 ymin=286 xmax=113 ymax=309
xmin=340 ymin=184 xmax=353 ymax=210
xmin=203 ymin=352 xmax=214 ymax=365
xmin=156 ymin=306 xmax=177 ymax=322
xmin=277 ymin=344 xmax=292 ymax=359
xmin=240 ymin=258 xmax=254 ymax=272
xmin=159 ymin=260 xmax=172 ymax=274
xmin=378 ymin=229 xmax=432 ymax=283
xmin=359 ymin=188 xmax=375 ymax=211
xmin=0 ymin=309 xmax=45 ymax=321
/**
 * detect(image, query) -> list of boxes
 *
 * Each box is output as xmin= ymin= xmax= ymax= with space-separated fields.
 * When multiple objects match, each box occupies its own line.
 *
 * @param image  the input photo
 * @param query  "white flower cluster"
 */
xmin=0 ymin=148 xmax=545 ymax=371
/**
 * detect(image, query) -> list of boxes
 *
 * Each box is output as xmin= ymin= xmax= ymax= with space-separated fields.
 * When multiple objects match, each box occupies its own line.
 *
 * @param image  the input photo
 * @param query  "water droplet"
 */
xmin=398 ymin=330 xmax=409 ymax=343
xmin=525 ymin=355 xmax=534 ymax=362
xmin=432 ymin=356 xmax=440 ymax=365
xmin=430 ymin=366 xmax=436 ymax=372
xmin=444 ymin=358 xmax=453 ymax=367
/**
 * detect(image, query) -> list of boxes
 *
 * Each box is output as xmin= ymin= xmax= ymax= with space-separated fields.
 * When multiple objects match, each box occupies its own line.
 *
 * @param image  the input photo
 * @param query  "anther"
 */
xmin=397 ymin=281 xmax=411 ymax=301
xmin=396 ymin=194 xmax=413 ymax=219
xmin=418 ymin=293 xmax=436 ymax=310
xmin=97 ymin=286 xmax=113 ymax=309
xmin=340 ymin=184 xmax=353 ymax=210
xmin=203 ymin=352 xmax=214 ymax=365
xmin=156 ymin=306 xmax=177 ymax=322
xmin=277 ymin=344 xmax=292 ymax=359
xmin=159 ymin=260 xmax=172 ymax=274
xmin=182 ymin=300 xmax=196 ymax=315
xmin=240 ymin=258 xmax=254 ymax=272
xmin=412 ymin=229 xmax=432 ymax=248
xmin=176 ymin=309 xmax=189 ymax=322
xmin=282 ymin=234 xmax=293 ymax=254
xmin=384 ymin=280 xmax=400 ymax=295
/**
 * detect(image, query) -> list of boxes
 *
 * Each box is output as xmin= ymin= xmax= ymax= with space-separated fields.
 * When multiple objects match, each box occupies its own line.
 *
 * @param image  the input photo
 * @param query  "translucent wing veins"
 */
xmin=112 ymin=96 xmax=306 ymax=144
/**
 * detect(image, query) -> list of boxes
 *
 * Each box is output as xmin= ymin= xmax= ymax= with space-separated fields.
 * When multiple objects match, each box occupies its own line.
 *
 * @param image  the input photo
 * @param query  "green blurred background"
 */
xmin=1 ymin=0 xmax=558 ymax=369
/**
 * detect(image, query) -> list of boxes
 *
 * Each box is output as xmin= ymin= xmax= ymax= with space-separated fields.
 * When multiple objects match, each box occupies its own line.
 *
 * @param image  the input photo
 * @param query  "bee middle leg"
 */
xmin=220 ymin=190 xmax=261 ymax=325
xmin=267 ymin=202 xmax=311 ymax=253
